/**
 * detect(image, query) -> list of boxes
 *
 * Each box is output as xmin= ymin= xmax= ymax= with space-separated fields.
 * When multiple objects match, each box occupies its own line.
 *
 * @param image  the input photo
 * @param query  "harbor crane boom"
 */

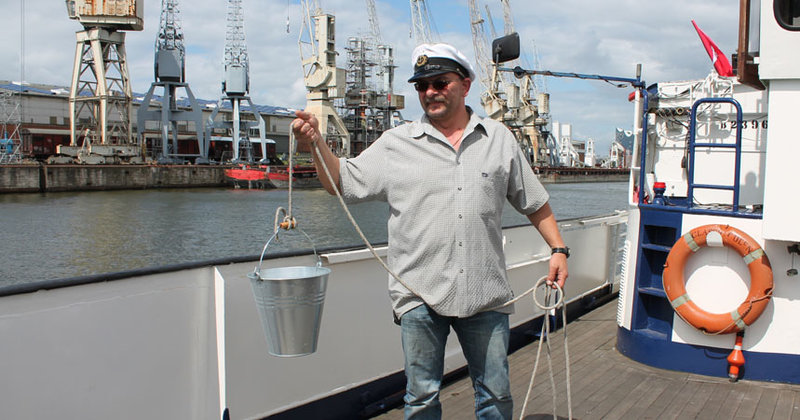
xmin=206 ymin=0 xmax=267 ymax=163
xmin=409 ymin=0 xmax=436 ymax=44
xmin=366 ymin=0 xmax=382 ymax=43
xmin=137 ymin=0 xmax=208 ymax=163
xmin=468 ymin=0 xmax=507 ymax=120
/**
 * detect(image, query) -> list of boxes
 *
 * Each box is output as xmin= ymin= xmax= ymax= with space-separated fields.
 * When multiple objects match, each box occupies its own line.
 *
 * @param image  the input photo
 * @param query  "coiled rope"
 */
xmin=288 ymin=128 xmax=572 ymax=418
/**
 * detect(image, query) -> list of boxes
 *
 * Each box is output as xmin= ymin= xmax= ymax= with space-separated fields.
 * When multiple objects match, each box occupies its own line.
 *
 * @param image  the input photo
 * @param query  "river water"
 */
xmin=0 ymin=182 xmax=628 ymax=286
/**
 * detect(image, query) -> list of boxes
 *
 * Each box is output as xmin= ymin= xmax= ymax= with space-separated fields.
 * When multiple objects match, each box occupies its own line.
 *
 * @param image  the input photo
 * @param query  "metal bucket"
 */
xmin=248 ymin=228 xmax=330 ymax=357
xmin=248 ymin=265 xmax=330 ymax=357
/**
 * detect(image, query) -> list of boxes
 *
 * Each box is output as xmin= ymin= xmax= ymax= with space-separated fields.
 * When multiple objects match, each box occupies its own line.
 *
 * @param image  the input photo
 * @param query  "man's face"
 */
xmin=414 ymin=73 xmax=471 ymax=122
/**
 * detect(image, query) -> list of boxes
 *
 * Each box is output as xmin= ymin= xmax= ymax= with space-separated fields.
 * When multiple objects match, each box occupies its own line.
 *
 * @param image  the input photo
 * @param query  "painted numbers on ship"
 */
xmin=719 ymin=120 xmax=767 ymax=130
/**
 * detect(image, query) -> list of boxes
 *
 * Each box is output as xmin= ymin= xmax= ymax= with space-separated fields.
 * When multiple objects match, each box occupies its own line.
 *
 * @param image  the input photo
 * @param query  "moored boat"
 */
xmin=267 ymin=165 xmax=321 ymax=189
xmin=224 ymin=164 xmax=272 ymax=189
xmin=617 ymin=0 xmax=800 ymax=384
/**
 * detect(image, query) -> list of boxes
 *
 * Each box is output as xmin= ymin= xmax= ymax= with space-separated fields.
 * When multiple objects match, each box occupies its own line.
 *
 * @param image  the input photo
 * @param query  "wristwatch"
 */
xmin=551 ymin=247 xmax=570 ymax=258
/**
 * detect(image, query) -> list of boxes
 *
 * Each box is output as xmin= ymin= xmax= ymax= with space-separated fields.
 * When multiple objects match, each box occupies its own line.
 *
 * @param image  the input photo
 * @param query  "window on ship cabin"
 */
xmin=774 ymin=0 xmax=800 ymax=30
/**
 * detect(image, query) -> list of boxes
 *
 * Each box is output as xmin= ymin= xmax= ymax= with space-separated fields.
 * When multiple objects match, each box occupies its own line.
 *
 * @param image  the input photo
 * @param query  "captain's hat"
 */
xmin=408 ymin=43 xmax=476 ymax=83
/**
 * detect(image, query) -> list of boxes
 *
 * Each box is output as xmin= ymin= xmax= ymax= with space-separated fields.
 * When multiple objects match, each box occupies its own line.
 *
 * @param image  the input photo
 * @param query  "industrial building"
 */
xmin=0 ymin=80 xmax=296 ymax=163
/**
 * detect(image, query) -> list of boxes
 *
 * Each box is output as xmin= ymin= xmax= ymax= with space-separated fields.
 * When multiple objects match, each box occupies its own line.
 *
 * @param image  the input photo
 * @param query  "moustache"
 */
xmin=424 ymin=97 xmax=447 ymax=106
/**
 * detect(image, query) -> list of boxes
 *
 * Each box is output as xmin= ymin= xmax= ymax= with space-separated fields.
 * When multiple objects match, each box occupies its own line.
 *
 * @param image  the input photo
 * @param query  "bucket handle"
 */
xmin=252 ymin=227 xmax=323 ymax=277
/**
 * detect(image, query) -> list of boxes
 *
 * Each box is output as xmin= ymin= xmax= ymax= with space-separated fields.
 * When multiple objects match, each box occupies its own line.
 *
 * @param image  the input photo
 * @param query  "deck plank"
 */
xmin=371 ymin=298 xmax=800 ymax=420
xmin=734 ymin=385 xmax=764 ymax=419
xmin=752 ymin=386 xmax=779 ymax=419
xmin=694 ymin=381 xmax=737 ymax=419
xmin=791 ymin=391 xmax=800 ymax=420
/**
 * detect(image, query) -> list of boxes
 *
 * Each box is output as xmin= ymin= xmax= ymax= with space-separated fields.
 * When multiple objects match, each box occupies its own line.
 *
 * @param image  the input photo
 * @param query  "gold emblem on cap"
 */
xmin=416 ymin=55 xmax=428 ymax=66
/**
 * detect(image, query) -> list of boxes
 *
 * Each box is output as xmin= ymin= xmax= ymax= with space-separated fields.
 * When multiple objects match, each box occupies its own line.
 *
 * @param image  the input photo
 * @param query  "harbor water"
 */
xmin=0 ymin=182 xmax=628 ymax=286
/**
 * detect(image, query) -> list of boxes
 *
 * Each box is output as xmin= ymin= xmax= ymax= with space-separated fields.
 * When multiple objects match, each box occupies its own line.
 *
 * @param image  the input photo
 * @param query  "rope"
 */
xmin=520 ymin=277 xmax=572 ymax=420
xmin=308 ymin=135 xmax=573 ymax=418
xmin=273 ymin=132 xmax=298 ymax=235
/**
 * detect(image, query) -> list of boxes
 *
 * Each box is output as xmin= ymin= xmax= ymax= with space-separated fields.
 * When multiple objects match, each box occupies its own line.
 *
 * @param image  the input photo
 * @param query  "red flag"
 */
xmin=691 ymin=20 xmax=733 ymax=77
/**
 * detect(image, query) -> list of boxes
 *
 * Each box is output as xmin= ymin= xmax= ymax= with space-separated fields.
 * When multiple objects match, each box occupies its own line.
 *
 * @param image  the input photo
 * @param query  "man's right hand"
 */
xmin=292 ymin=110 xmax=321 ymax=147
xmin=289 ymin=109 xmax=342 ymax=196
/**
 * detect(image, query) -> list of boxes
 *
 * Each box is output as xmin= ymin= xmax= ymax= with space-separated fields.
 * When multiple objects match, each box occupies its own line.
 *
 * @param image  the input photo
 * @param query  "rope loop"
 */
xmin=532 ymin=276 xmax=565 ymax=311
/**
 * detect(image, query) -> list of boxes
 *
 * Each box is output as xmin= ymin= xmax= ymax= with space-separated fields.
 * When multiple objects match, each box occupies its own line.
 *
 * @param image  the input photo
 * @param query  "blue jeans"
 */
xmin=400 ymin=304 xmax=512 ymax=420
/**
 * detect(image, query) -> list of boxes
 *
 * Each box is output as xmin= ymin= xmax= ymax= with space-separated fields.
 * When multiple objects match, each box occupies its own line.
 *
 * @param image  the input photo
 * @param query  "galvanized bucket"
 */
xmin=248 ymin=229 xmax=330 ymax=357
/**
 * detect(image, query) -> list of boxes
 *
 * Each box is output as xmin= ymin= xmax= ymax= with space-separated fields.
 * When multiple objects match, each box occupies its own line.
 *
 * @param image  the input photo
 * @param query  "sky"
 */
xmin=1 ymin=0 xmax=739 ymax=156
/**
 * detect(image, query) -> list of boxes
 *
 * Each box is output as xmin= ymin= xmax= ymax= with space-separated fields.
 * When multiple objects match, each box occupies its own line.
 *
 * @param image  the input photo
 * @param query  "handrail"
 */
xmin=687 ymin=97 xmax=744 ymax=212
xmin=637 ymin=89 xmax=650 ymax=205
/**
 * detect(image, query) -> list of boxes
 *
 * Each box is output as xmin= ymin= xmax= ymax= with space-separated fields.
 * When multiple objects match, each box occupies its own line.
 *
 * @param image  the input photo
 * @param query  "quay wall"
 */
xmin=0 ymin=164 xmax=629 ymax=193
xmin=0 ymin=164 xmax=228 ymax=193
xmin=536 ymin=167 xmax=629 ymax=184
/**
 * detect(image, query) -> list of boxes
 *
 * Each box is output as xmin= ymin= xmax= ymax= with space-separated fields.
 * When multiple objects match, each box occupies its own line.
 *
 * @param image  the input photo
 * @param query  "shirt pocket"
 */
xmin=474 ymin=167 xmax=507 ymax=216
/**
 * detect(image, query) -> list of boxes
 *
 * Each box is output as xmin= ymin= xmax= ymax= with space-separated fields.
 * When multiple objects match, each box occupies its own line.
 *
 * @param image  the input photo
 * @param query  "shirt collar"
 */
xmin=410 ymin=106 xmax=487 ymax=140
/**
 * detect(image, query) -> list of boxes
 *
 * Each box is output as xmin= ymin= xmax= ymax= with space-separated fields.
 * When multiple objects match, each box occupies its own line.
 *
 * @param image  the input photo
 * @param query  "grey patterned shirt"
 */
xmin=339 ymin=110 xmax=549 ymax=318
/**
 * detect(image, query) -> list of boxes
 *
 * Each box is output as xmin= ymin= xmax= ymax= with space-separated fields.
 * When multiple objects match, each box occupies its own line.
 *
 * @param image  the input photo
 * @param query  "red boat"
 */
xmin=224 ymin=165 xmax=271 ymax=189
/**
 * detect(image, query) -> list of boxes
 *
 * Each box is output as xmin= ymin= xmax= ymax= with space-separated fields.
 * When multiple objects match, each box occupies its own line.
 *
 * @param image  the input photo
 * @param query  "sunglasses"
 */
xmin=414 ymin=79 xmax=454 ymax=92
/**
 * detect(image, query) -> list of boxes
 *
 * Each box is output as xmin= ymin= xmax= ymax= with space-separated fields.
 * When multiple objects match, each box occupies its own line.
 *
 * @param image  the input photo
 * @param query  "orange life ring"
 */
xmin=662 ymin=224 xmax=773 ymax=334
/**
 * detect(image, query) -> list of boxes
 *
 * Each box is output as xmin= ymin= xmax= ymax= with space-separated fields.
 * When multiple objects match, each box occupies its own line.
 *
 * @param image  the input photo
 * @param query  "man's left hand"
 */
xmin=546 ymin=253 xmax=568 ymax=289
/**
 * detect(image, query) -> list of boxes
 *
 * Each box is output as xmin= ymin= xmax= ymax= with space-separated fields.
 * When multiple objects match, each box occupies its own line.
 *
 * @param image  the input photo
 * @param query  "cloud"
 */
xmin=1 ymin=0 xmax=739 ymax=156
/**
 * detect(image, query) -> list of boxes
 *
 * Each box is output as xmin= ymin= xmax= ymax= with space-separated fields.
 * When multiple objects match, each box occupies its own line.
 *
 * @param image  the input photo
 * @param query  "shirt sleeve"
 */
xmin=505 ymin=133 xmax=549 ymax=215
xmin=339 ymin=136 xmax=389 ymax=203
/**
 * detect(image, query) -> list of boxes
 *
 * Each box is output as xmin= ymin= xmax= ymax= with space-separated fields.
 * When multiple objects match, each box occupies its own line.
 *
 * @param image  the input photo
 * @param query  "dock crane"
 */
xmin=137 ymin=0 xmax=208 ymax=163
xmin=298 ymin=0 xmax=350 ymax=156
xmin=498 ymin=0 xmax=549 ymax=165
xmin=206 ymin=0 xmax=267 ymax=163
xmin=63 ymin=0 xmax=143 ymax=164
xmin=366 ymin=0 xmax=404 ymax=130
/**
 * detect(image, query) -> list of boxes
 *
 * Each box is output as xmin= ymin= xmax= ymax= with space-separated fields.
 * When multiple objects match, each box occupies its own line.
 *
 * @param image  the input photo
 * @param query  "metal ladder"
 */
xmin=686 ymin=97 xmax=746 ymax=214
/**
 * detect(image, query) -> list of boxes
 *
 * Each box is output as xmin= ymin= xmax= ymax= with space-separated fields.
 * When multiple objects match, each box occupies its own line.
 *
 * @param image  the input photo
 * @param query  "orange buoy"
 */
xmin=662 ymin=224 xmax=773 ymax=334
xmin=727 ymin=332 xmax=745 ymax=381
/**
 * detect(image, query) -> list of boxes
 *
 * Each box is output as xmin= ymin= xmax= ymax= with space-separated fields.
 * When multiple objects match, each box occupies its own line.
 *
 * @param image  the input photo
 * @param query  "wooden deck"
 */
xmin=373 ymin=298 xmax=800 ymax=419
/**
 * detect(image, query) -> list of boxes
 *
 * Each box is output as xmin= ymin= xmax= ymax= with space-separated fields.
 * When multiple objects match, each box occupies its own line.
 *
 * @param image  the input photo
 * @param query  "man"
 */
xmin=292 ymin=43 xmax=568 ymax=419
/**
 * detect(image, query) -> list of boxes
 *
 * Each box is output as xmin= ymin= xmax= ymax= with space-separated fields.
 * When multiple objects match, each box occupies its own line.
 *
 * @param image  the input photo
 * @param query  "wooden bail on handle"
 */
xmin=662 ymin=224 xmax=774 ymax=335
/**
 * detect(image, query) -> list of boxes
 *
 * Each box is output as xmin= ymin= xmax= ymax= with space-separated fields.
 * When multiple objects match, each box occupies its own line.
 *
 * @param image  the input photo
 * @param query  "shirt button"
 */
xmin=458 ymin=241 xmax=463 ymax=246
xmin=457 ymin=187 xmax=462 ymax=191
xmin=459 ymin=269 xmax=464 ymax=273
xmin=458 ymin=214 xmax=463 ymax=219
